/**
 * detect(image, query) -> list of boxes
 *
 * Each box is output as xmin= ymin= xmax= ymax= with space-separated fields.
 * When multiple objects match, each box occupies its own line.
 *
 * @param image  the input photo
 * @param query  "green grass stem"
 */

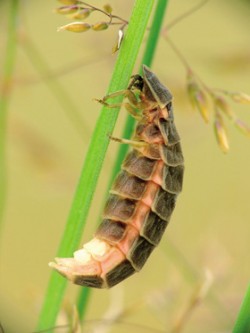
xmin=36 ymin=0 xmax=154 ymax=330
xmin=233 ymin=283 xmax=250 ymax=333
xmin=76 ymin=0 xmax=169 ymax=320
xmin=0 ymin=0 xmax=19 ymax=237
xmin=141 ymin=0 xmax=169 ymax=69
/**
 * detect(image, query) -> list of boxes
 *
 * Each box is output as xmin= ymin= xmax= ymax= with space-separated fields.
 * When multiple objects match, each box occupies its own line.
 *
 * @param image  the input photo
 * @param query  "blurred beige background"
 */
xmin=0 ymin=0 xmax=250 ymax=332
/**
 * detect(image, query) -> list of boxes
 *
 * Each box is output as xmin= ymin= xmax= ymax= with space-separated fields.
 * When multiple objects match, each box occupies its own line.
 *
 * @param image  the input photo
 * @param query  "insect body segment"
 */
xmin=49 ymin=65 xmax=184 ymax=288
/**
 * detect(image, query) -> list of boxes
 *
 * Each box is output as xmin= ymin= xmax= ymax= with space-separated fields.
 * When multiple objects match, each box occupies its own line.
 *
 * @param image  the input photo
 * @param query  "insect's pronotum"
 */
xmin=49 ymin=65 xmax=184 ymax=288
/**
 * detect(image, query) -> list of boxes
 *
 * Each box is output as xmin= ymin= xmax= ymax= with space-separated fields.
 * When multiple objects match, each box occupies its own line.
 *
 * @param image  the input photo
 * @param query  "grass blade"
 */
xmin=233 ymin=283 xmax=250 ymax=333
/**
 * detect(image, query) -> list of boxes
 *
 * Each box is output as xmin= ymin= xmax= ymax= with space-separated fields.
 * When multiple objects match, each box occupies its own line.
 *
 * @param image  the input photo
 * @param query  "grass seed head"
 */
xmin=103 ymin=4 xmax=113 ymax=14
xmin=234 ymin=118 xmax=250 ymax=137
xmin=56 ymin=5 xmax=79 ymax=15
xmin=228 ymin=91 xmax=250 ymax=104
xmin=214 ymin=95 xmax=235 ymax=120
xmin=58 ymin=22 xmax=91 ymax=32
xmin=71 ymin=8 xmax=92 ymax=20
xmin=92 ymin=21 xmax=109 ymax=31
xmin=214 ymin=113 xmax=229 ymax=153
xmin=187 ymin=72 xmax=209 ymax=123
xmin=112 ymin=29 xmax=124 ymax=54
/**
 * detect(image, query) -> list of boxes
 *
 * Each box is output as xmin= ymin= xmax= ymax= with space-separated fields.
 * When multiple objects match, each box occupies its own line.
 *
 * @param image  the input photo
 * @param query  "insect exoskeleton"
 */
xmin=49 ymin=65 xmax=184 ymax=288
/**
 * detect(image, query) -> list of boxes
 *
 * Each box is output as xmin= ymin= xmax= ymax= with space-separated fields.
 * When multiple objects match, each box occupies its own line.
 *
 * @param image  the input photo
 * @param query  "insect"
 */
xmin=49 ymin=65 xmax=184 ymax=288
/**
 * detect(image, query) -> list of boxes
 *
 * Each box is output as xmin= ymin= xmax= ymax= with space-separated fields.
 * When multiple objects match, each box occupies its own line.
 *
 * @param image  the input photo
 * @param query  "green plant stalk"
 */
xmin=76 ymin=286 xmax=91 ymax=321
xmin=76 ymin=0 xmax=169 ymax=320
xmin=36 ymin=0 xmax=154 ymax=330
xmin=141 ymin=0 xmax=169 ymax=70
xmin=233 ymin=283 xmax=250 ymax=333
xmin=0 ymin=0 xmax=19 ymax=236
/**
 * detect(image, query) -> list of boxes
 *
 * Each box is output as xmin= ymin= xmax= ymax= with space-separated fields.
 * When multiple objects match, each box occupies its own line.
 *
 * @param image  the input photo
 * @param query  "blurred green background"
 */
xmin=0 ymin=1 xmax=250 ymax=332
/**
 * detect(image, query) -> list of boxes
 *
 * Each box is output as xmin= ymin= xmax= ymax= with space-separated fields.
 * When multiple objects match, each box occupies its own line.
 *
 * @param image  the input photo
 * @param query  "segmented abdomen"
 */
xmin=49 ymin=68 xmax=184 ymax=288
xmin=74 ymin=115 xmax=184 ymax=288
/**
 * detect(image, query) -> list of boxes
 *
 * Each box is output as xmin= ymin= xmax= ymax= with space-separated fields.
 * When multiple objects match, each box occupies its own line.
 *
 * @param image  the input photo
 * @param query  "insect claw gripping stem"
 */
xmin=49 ymin=65 xmax=184 ymax=289
xmin=96 ymin=85 xmax=143 ymax=109
xmin=94 ymin=98 xmax=110 ymax=107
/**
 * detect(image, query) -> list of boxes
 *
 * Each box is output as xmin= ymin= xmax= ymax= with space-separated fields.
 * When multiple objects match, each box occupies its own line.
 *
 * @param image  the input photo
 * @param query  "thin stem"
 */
xmin=164 ymin=35 xmax=191 ymax=72
xmin=165 ymin=240 xmax=233 ymax=325
xmin=0 ymin=0 xmax=19 ymax=237
xmin=78 ymin=1 xmax=128 ymax=24
xmin=21 ymin=36 xmax=90 ymax=141
xmin=165 ymin=35 xmax=213 ymax=95
xmin=166 ymin=0 xmax=210 ymax=31
xmin=232 ymin=283 xmax=250 ymax=333
xmin=166 ymin=35 xmax=214 ymax=107
xmin=19 ymin=53 xmax=109 ymax=84
xmin=36 ymin=1 xmax=154 ymax=331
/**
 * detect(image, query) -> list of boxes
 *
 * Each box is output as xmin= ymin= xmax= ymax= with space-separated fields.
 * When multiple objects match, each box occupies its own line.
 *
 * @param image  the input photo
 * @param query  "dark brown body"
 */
xmin=49 ymin=65 xmax=184 ymax=288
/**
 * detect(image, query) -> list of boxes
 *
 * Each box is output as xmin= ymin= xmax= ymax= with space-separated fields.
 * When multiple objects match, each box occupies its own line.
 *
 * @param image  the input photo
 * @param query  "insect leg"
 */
xmin=96 ymin=89 xmax=136 ymax=106
xmin=109 ymin=135 xmax=147 ymax=148
xmin=96 ymin=89 xmax=147 ymax=119
xmin=123 ymin=103 xmax=141 ymax=120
